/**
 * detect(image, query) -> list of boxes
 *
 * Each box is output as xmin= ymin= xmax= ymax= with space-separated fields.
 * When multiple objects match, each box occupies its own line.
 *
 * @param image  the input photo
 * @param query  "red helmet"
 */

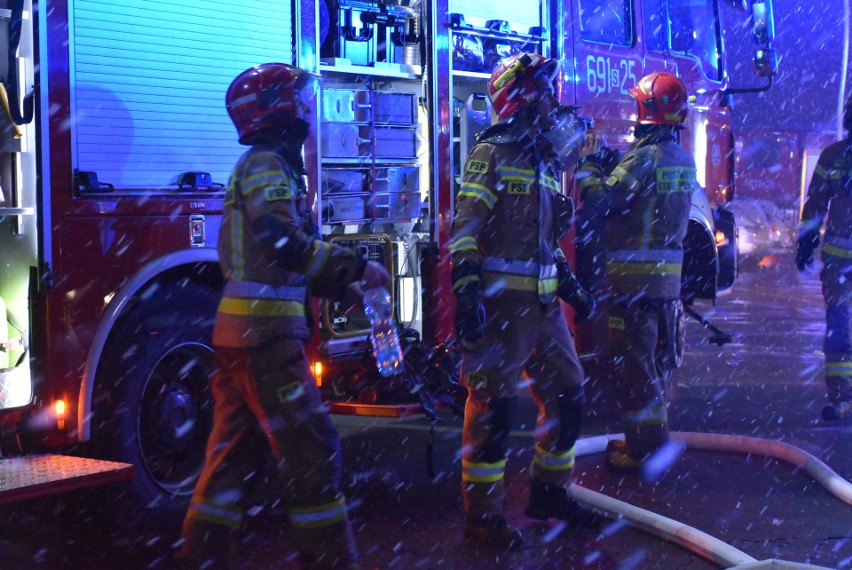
xmin=226 ymin=63 xmax=320 ymax=145
xmin=488 ymin=52 xmax=559 ymax=122
xmin=629 ymin=72 xmax=689 ymax=126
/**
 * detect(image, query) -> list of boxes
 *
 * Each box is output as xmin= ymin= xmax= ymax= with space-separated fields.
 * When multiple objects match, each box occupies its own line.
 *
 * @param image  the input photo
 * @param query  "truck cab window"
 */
xmin=644 ymin=0 xmax=724 ymax=81
xmin=579 ymin=0 xmax=633 ymax=47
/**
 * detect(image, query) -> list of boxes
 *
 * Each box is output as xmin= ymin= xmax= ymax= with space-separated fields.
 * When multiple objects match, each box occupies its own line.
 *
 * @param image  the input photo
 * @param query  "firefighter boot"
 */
xmin=463 ymin=513 xmax=524 ymax=551
xmin=822 ymin=401 xmax=852 ymax=421
xmin=605 ymin=440 xmax=642 ymax=471
xmin=524 ymin=479 xmax=605 ymax=528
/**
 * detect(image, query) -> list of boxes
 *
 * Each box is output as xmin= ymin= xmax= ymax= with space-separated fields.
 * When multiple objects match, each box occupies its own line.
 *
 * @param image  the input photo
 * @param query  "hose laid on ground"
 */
xmin=572 ymin=432 xmax=850 ymax=569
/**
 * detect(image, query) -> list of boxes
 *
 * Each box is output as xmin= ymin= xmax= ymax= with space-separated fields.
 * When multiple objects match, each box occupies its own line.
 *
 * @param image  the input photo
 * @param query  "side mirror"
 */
xmin=751 ymin=1 xmax=777 ymax=77
xmin=751 ymin=0 xmax=775 ymax=45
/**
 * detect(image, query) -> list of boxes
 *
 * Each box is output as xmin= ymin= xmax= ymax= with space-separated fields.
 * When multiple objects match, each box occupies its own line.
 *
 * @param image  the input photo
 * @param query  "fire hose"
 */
xmin=570 ymin=432 xmax=851 ymax=569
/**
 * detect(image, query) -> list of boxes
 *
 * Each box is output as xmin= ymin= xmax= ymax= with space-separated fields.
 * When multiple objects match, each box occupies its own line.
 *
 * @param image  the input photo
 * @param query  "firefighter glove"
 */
xmin=796 ymin=230 xmax=820 ymax=273
xmin=557 ymin=260 xmax=596 ymax=322
xmin=454 ymin=291 xmax=486 ymax=347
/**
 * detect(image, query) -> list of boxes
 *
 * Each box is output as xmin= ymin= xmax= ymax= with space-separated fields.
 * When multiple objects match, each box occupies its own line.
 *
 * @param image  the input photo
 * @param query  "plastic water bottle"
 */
xmin=363 ymin=287 xmax=404 ymax=377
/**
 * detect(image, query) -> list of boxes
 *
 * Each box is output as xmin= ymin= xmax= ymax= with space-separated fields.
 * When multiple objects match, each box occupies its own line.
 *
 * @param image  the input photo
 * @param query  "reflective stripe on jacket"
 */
xmin=214 ymin=145 xmax=365 ymax=347
xmin=449 ymin=136 xmax=567 ymax=303
xmin=800 ymin=138 xmax=852 ymax=263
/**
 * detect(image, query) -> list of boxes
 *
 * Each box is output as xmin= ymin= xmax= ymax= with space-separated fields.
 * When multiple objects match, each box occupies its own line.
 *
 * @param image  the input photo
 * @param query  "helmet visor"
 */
xmin=294 ymin=71 xmax=321 ymax=103
xmin=533 ymin=59 xmax=560 ymax=99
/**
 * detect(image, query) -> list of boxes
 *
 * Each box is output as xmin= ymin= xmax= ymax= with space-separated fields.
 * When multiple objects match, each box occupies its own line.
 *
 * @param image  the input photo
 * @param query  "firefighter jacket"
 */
xmin=578 ymin=129 xmax=694 ymax=300
xmin=800 ymin=137 xmax=852 ymax=261
xmin=448 ymin=124 xmax=575 ymax=304
xmin=214 ymin=144 xmax=366 ymax=347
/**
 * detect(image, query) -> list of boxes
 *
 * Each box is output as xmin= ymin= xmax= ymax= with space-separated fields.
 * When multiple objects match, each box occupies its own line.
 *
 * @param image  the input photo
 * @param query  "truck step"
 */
xmin=0 ymin=454 xmax=133 ymax=505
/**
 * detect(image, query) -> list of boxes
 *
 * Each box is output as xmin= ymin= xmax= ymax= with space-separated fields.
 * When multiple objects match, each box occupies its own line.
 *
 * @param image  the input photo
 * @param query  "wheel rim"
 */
xmin=137 ymin=342 xmax=214 ymax=496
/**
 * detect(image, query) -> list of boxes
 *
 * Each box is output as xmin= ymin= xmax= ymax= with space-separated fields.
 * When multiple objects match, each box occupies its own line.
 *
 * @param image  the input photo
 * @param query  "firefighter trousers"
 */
xmin=179 ymin=337 xmax=357 ymax=568
xmin=607 ymin=299 xmax=672 ymax=461
xmin=821 ymin=259 xmax=852 ymax=404
xmin=460 ymin=297 xmax=586 ymax=518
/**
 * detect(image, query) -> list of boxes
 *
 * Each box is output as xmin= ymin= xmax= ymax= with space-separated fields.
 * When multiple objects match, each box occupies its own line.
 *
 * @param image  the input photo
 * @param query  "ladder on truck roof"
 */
xmin=0 ymin=455 xmax=133 ymax=505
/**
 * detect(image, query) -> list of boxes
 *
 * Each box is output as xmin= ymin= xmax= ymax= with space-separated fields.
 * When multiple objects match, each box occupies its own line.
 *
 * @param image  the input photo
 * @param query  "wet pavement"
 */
xmin=2 ymin=254 xmax=852 ymax=569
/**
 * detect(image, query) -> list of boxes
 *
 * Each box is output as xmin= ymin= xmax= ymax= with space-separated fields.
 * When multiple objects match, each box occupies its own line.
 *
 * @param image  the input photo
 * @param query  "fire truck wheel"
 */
xmin=93 ymin=278 xmax=219 ymax=518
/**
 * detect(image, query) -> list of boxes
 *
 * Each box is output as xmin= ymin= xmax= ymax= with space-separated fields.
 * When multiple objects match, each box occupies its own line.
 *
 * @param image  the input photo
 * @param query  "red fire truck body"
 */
xmin=0 ymin=0 xmax=772 ymax=510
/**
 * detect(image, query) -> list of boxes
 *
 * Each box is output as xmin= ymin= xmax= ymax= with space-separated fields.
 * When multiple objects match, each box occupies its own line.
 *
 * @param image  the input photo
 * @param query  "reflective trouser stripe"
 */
xmin=623 ymin=403 xmax=668 ymax=427
xmin=825 ymin=361 xmax=852 ymax=377
xmin=822 ymin=244 xmax=852 ymax=259
xmin=218 ymin=297 xmax=305 ymax=317
xmin=288 ymin=497 xmax=348 ymax=529
xmin=461 ymin=458 xmax=506 ymax=483
xmin=482 ymin=273 xmax=558 ymax=294
xmin=532 ymin=444 xmax=575 ymax=472
xmin=188 ymin=500 xmax=244 ymax=529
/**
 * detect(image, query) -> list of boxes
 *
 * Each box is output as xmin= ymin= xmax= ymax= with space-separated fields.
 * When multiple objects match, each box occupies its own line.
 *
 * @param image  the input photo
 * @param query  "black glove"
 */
xmin=599 ymin=146 xmax=622 ymax=177
xmin=454 ymin=291 xmax=486 ymax=346
xmin=796 ymin=230 xmax=820 ymax=272
xmin=557 ymin=260 xmax=597 ymax=322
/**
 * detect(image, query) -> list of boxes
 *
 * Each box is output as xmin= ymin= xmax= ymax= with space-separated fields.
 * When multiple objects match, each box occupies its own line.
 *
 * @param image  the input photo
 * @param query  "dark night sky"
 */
xmin=723 ymin=0 xmax=851 ymax=140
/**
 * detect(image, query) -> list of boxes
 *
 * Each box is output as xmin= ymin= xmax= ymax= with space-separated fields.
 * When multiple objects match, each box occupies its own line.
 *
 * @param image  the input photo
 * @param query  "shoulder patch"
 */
xmin=507 ymin=180 xmax=529 ymax=195
xmin=265 ymin=181 xmax=296 ymax=202
xmin=465 ymin=159 xmax=489 ymax=175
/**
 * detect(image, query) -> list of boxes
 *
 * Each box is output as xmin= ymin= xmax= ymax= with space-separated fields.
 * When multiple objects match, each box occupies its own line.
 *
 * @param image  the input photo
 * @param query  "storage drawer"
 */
xmin=322 ymin=124 xmax=417 ymax=159
xmin=375 ymin=192 xmax=421 ymax=220
xmin=322 ymin=89 xmax=369 ymax=123
xmin=372 ymin=166 xmax=419 ymax=193
xmin=372 ymin=92 xmax=417 ymax=125
xmin=373 ymin=127 xmax=417 ymax=159
xmin=322 ymin=168 xmax=367 ymax=194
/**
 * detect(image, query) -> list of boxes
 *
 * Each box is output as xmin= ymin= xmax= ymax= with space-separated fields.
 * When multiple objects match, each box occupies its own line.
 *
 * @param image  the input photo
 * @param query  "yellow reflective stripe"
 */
xmin=449 ymin=235 xmax=478 ymax=254
xmin=533 ymin=444 xmax=576 ymax=471
xmin=218 ymin=297 xmax=305 ymax=317
xmin=606 ymin=261 xmax=683 ymax=275
xmin=826 ymin=362 xmax=852 ymax=377
xmin=537 ymin=278 xmax=558 ymax=296
xmin=452 ymin=274 xmax=480 ymax=291
xmin=230 ymin=208 xmax=246 ymax=279
xmin=190 ymin=500 xmax=243 ymax=529
xmin=288 ymin=497 xmax=348 ymax=529
xmin=499 ymin=166 xmax=535 ymax=180
xmin=462 ymin=458 xmax=507 ymax=483
xmin=482 ymin=273 xmax=558 ymax=293
xmin=822 ymin=244 xmax=852 ymax=259
xmin=813 ymin=164 xmax=827 ymax=177
xmin=623 ymin=404 xmax=667 ymax=426
xmin=242 ymin=169 xmax=284 ymax=195
xmin=459 ymin=183 xmax=498 ymax=209
xmin=609 ymin=166 xmax=641 ymax=191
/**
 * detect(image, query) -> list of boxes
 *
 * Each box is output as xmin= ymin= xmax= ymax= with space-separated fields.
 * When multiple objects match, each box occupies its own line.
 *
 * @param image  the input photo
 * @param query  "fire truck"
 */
xmin=0 ymin=0 xmax=774 ymax=513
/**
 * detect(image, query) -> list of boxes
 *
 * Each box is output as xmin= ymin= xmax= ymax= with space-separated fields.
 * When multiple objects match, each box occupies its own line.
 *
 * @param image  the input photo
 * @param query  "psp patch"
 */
xmin=277 ymin=381 xmax=305 ymax=403
xmin=265 ymin=182 xmax=295 ymax=202
xmin=507 ymin=181 xmax=529 ymax=195
xmin=466 ymin=159 xmax=489 ymax=175
xmin=608 ymin=316 xmax=625 ymax=330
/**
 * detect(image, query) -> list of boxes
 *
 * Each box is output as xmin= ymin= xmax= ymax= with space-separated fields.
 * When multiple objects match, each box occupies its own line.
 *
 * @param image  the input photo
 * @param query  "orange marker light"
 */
xmin=312 ymin=361 xmax=323 ymax=387
xmin=54 ymin=399 xmax=67 ymax=430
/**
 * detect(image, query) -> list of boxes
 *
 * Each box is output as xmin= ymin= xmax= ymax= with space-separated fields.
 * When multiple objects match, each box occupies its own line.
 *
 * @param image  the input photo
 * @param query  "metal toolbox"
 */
xmin=322 ymin=89 xmax=369 ymax=123
xmin=321 ymin=195 xmax=367 ymax=223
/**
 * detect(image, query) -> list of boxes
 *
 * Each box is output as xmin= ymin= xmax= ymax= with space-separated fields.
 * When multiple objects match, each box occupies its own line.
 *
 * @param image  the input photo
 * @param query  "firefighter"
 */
xmin=450 ymin=52 xmax=604 ymax=551
xmin=177 ymin=63 xmax=390 ymax=569
xmin=577 ymin=72 xmax=694 ymax=471
xmin=796 ymin=93 xmax=852 ymax=421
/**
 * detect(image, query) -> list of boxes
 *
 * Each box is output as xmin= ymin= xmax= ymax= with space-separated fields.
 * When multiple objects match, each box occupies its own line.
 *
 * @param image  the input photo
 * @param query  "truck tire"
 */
xmin=657 ymin=299 xmax=685 ymax=402
xmin=93 ymin=277 xmax=220 ymax=518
